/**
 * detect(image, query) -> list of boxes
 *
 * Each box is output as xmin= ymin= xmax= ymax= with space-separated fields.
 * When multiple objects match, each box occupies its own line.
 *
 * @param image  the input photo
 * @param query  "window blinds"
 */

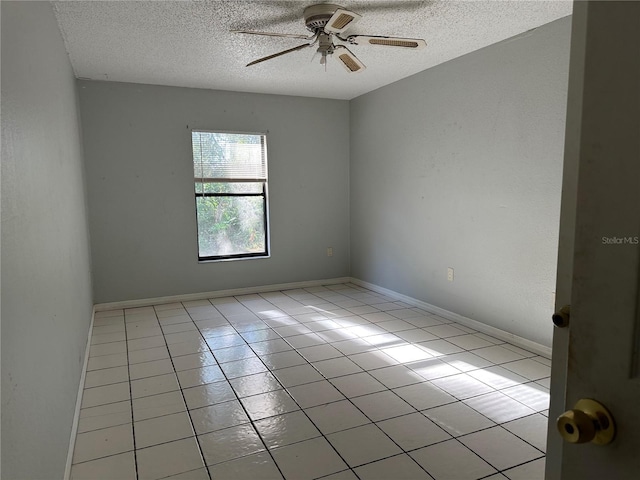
xmin=192 ymin=131 xmax=267 ymax=181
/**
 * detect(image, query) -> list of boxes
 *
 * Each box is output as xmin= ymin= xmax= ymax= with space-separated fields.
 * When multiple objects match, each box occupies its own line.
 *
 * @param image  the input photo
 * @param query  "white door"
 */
xmin=546 ymin=1 xmax=640 ymax=479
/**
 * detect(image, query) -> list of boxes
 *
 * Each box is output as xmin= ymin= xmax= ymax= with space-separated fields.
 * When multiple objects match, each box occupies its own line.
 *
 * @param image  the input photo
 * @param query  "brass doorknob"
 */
xmin=552 ymin=305 xmax=570 ymax=327
xmin=557 ymin=399 xmax=615 ymax=445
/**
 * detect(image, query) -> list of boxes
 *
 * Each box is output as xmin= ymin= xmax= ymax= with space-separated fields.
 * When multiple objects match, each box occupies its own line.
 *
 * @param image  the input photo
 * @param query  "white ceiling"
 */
xmin=52 ymin=1 xmax=572 ymax=100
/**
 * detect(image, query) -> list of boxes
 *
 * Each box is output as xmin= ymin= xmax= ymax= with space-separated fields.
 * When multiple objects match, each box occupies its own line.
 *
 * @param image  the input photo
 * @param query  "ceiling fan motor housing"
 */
xmin=304 ymin=3 xmax=342 ymax=31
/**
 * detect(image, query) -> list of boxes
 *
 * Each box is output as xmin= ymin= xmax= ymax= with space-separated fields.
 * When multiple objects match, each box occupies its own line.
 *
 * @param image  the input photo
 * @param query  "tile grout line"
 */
xmin=229 ymin=286 xmax=547 ymax=475
xmin=256 ymin=286 xmax=413 ymax=479
xmin=255 ymin=285 xmax=549 ymax=471
xmin=234 ymin=288 xmax=444 ymax=478
xmin=185 ymin=298 xmax=289 ymax=479
xmin=217 ymin=289 xmax=366 ymax=476
xmin=255 ymin=285 xmax=549 ymax=474
xmin=240 ymin=321 xmax=364 ymax=478
xmin=212 ymin=291 xmax=358 ymax=479
xmin=270 ymin=284 xmax=545 ymax=473
xmin=153 ymin=304 xmax=213 ymax=480
xmin=499 ymin=455 xmax=547 ymax=478
xmin=123 ymin=310 xmax=140 ymax=480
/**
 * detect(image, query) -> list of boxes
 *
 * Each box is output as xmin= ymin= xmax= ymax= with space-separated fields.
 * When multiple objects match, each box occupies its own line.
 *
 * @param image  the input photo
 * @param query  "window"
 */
xmin=191 ymin=131 xmax=269 ymax=261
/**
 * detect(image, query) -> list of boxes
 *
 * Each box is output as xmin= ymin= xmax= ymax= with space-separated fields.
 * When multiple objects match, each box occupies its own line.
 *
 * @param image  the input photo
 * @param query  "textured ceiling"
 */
xmin=52 ymin=1 xmax=572 ymax=100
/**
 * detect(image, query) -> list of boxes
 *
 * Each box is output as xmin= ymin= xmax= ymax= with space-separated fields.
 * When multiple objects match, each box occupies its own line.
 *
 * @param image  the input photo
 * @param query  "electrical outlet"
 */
xmin=327 ymin=247 xmax=333 ymax=257
xmin=447 ymin=267 xmax=454 ymax=282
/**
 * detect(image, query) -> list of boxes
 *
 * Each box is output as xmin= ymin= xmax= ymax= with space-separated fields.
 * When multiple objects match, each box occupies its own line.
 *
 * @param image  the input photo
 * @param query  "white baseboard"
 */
xmin=94 ymin=277 xmax=352 ymax=311
xmin=350 ymin=278 xmax=552 ymax=359
xmin=64 ymin=307 xmax=95 ymax=480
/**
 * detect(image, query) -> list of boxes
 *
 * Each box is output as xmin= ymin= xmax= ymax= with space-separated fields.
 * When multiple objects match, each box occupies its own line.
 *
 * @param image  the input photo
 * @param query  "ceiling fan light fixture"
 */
xmin=324 ymin=8 xmax=361 ymax=34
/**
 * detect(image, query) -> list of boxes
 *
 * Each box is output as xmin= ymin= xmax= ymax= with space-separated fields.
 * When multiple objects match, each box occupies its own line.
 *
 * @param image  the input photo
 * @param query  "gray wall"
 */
xmin=78 ymin=81 xmax=350 ymax=303
xmin=1 ymin=2 xmax=94 ymax=478
xmin=350 ymin=17 xmax=571 ymax=347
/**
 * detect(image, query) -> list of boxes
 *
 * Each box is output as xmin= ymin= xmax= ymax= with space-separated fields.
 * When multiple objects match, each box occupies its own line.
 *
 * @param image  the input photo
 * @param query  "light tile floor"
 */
xmin=71 ymin=283 xmax=550 ymax=480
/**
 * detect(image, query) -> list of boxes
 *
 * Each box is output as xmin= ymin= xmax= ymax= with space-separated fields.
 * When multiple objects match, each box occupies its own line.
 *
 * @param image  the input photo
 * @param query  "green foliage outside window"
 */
xmin=196 ymin=195 xmax=265 ymax=257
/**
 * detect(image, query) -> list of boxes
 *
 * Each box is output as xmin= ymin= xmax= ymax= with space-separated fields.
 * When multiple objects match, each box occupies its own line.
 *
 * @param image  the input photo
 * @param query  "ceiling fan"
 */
xmin=232 ymin=3 xmax=427 ymax=73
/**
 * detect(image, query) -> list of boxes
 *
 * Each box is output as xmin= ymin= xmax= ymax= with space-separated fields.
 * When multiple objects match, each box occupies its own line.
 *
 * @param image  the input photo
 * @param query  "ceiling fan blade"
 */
xmin=246 ymin=43 xmax=312 ymax=67
xmin=334 ymin=46 xmax=366 ymax=73
xmin=324 ymin=8 xmax=361 ymax=34
xmin=232 ymin=30 xmax=314 ymax=40
xmin=346 ymin=35 xmax=427 ymax=50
